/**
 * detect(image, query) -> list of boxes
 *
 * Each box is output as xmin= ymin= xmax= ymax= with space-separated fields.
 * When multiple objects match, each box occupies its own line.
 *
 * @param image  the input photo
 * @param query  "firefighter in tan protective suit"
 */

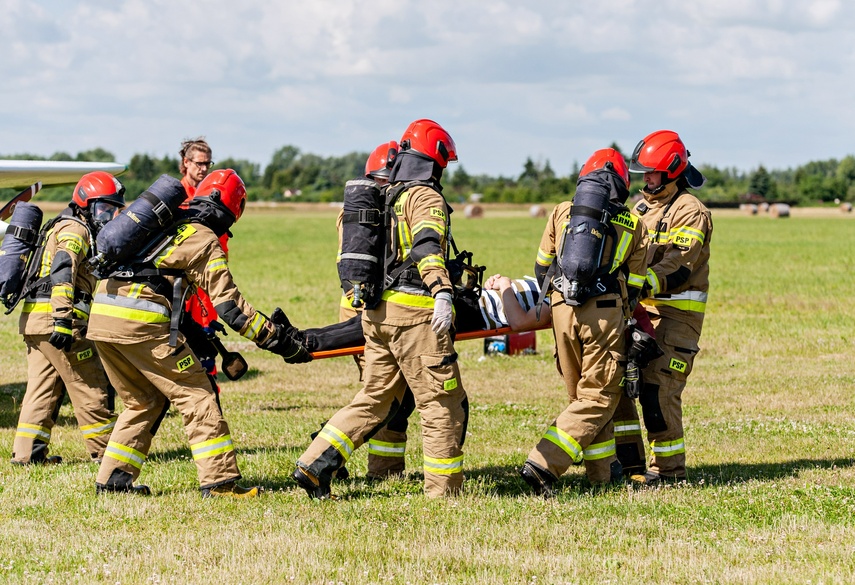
xmin=520 ymin=149 xmax=648 ymax=496
xmin=331 ymin=140 xmax=415 ymax=480
xmin=11 ymin=172 xmax=124 ymax=465
xmin=87 ymin=170 xmax=310 ymax=497
xmin=294 ymin=119 xmax=468 ymax=499
xmin=613 ymin=130 xmax=712 ymax=486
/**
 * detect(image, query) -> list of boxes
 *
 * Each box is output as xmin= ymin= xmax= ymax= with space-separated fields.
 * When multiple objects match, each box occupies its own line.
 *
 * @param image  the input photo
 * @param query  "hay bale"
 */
xmin=769 ymin=203 xmax=790 ymax=218
xmin=840 ymin=202 xmax=853 ymax=213
xmin=529 ymin=205 xmax=547 ymax=218
xmin=464 ymin=204 xmax=484 ymax=219
xmin=758 ymin=202 xmax=770 ymax=213
xmin=739 ymin=203 xmax=758 ymax=215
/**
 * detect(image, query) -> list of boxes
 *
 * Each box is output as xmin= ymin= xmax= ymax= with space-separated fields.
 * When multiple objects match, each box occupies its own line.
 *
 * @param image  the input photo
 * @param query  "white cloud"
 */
xmin=2 ymin=0 xmax=855 ymax=175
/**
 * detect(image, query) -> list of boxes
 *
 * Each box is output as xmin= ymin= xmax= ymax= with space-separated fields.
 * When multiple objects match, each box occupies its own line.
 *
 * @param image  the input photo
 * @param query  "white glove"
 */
xmin=431 ymin=291 xmax=453 ymax=334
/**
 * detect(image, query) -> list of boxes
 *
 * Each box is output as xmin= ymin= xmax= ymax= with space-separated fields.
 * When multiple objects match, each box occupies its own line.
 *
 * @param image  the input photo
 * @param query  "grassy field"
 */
xmin=1 ymin=204 xmax=854 ymax=584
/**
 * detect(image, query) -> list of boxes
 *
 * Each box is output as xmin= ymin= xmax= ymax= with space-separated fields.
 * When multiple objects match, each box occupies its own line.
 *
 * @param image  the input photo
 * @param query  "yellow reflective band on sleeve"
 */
xmin=51 ymin=284 xmax=74 ymax=300
xmin=176 ymin=354 xmax=195 ymax=372
xmin=645 ymin=290 xmax=707 ymax=314
xmin=367 ymin=439 xmax=406 ymax=457
xmin=417 ymin=255 xmax=446 ymax=272
xmin=610 ymin=231 xmax=632 ymax=273
xmin=423 ymin=454 xmax=464 ymax=475
xmin=583 ymin=438 xmax=616 ymax=461
xmin=613 ymin=420 xmax=642 ymax=437
xmin=443 ymin=378 xmax=458 ymax=391
xmin=241 ymin=312 xmax=268 ymax=342
xmin=16 ymin=423 xmax=51 ymax=442
xmin=54 ymin=325 xmax=73 ymax=336
xmin=80 ymin=417 xmax=116 ymax=439
xmin=21 ymin=301 xmax=52 ymax=314
xmin=543 ymin=425 xmax=583 ymax=463
xmin=381 ymin=290 xmax=436 ymax=309
xmin=57 ymin=232 xmax=89 ymax=255
xmin=76 ymin=347 xmax=93 ymax=362
xmin=104 ymin=441 xmax=146 ymax=470
xmin=627 ymin=273 xmax=646 ymax=288
xmin=207 ymin=257 xmax=228 ymax=272
xmin=319 ymin=424 xmax=355 ymax=462
xmin=647 ymin=227 xmax=668 ymax=243
xmin=191 ymin=435 xmax=234 ymax=460
xmin=646 ymin=269 xmax=661 ymax=295
xmin=651 ymin=437 xmax=685 ymax=457
xmin=669 ymin=225 xmax=705 ymax=247
xmin=536 ymin=248 xmax=555 ymax=267
xmin=669 ymin=358 xmax=687 ymax=373
xmin=411 ymin=219 xmax=446 ymax=237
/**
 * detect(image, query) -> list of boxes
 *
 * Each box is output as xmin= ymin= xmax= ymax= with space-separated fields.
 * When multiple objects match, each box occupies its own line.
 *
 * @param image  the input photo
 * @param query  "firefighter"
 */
xmin=294 ymin=119 xmax=468 ymax=499
xmin=520 ymin=148 xmax=648 ymax=496
xmin=86 ymin=169 xmax=310 ymax=497
xmin=618 ymin=130 xmax=712 ymax=486
xmin=11 ymin=172 xmax=124 ymax=465
xmin=332 ymin=140 xmax=416 ymax=479
xmin=178 ymin=137 xmax=225 ymax=379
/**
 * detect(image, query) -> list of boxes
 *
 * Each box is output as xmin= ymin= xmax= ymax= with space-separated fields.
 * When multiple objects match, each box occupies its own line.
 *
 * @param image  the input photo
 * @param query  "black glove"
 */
xmin=624 ymin=360 xmax=642 ymax=399
xmin=261 ymin=322 xmax=312 ymax=364
xmin=48 ymin=319 xmax=74 ymax=352
xmin=179 ymin=312 xmax=217 ymax=362
xmin=627 ymin=328 xmax=664 ymax=369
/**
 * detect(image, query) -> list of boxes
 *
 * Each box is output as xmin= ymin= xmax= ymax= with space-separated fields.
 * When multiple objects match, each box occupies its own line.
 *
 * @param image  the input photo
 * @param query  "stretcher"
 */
xmin=309 ymin=322 xmax=552 ymax=360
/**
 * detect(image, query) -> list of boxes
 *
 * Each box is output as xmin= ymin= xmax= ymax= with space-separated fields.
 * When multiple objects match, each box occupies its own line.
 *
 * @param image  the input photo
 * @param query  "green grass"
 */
xmin=1 ymin=205 xmax=854 ymax=584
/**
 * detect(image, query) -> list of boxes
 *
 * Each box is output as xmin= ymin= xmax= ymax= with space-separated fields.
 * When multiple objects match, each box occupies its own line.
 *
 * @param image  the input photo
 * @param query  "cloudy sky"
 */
xmin=2 ymin=0 xmax=853 ymax=177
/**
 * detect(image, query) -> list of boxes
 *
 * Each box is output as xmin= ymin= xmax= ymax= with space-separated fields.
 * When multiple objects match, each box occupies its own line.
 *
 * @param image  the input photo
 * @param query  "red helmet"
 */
xmin=72 ymin=171 xmax=125 ymax=209
xmin=399 ymin=119 xmax=458 ymax=168
xmin=194 ymin=169 xmax=247 ymax=221
xmin=580 ymin=148 xmax=630 ymax=189
xmin=364 ymin=141 xmax=398 ymax=180
xmin=629 ymin=130 xmax=689 ymax=179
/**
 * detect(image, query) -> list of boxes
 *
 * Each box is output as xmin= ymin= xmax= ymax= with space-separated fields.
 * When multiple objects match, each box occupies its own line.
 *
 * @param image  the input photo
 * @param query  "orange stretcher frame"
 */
xmin=309 ymin=323 xmax=551 ymax=360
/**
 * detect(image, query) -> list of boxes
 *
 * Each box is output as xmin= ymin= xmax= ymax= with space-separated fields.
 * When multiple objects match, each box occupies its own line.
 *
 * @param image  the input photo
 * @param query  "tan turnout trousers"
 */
xmin=94 ymin=336 xmax=240 ymax=490
xmin=298 ymin=314 xmax=468 ymax=497
xmin=526 ymin=293 xmax=626 ymax=483
xmin=12 ymin=335 xmax=116 ymax=463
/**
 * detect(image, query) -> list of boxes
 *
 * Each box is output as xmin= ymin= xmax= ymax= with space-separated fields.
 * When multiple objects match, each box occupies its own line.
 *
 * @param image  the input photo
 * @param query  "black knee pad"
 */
xmin=639 ymin=383 xmax=668 ymax=433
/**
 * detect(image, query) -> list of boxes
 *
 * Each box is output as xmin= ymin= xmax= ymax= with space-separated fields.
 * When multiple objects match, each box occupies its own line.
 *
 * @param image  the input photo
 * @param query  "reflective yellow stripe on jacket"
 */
xmin=381 ymin=289 xmax=435 ymax=309
xmin=90 ymin=293 xmax=171 ymax=324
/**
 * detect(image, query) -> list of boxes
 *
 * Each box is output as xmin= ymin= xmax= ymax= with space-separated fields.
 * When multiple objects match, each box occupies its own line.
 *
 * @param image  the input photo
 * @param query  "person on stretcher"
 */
xmin=295 ymin=274 xmax=552 ymax=354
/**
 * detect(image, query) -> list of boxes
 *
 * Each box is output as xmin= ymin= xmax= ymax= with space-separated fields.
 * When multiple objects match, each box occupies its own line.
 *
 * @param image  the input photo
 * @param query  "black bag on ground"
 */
xmin=0 ymin=202 xmax=43 ymax=309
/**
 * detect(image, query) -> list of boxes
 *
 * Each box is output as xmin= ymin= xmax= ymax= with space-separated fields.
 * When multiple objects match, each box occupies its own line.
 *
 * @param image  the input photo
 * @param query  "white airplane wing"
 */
xmin=0 ymin=160 xmax=127 ymax=236
xmin=0 ymin=160 xmax=127 ymax=189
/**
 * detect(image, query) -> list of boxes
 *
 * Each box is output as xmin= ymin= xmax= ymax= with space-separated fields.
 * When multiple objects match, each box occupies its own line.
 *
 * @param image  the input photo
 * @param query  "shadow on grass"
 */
xmin=250 ymin=457 xmax=855 ymax=500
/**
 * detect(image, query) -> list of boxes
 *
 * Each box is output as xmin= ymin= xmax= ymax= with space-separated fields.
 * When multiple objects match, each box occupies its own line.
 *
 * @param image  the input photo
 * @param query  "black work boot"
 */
xmin=96 ymin=468 xmax=152 ymax=495
xmin=520 ymin=461 xmax=558 ymax=498
xmin=293 ymin=466 xmax=332 ymax=500
xmin=11 ymin=455 xmax=63 ymax=466
xmin=96 ymin=482 xmax=152 ymax=496
xmin=609 ymin=460 xmax=624 ymax=484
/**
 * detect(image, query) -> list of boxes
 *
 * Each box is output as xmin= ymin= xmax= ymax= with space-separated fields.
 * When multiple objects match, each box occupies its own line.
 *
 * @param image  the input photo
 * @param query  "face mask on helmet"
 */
xmin=90 ymin=199 xmax=123 ymax=227
xmin=399 ymin=119 xmax=458 ymax=169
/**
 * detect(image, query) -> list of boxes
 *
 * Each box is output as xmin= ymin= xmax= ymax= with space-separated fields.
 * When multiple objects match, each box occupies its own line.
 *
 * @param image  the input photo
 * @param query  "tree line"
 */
xmin=3 ymin=144 xmax=854 ymax=206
